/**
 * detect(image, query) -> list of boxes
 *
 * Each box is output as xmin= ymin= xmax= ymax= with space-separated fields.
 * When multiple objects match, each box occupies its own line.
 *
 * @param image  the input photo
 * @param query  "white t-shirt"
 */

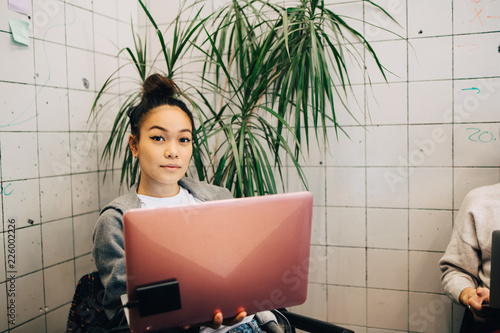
xmin=137 ymin=186 xmax=199 ymax=208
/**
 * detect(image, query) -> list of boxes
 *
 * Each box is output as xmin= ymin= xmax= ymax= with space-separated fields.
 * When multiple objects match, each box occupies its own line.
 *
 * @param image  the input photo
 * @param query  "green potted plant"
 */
xmin=92 ymin=0 xmax=397 ymax=197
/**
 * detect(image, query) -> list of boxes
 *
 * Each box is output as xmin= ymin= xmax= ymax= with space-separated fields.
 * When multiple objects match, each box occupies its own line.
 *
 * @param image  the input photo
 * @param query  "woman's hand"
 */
xmin=460 ymin=287 xmax=492 ymax=322
xmin=210 ymin=310 xmax=247 ymax=329
xmin=181 ymin=310 xmax=247 ymax=330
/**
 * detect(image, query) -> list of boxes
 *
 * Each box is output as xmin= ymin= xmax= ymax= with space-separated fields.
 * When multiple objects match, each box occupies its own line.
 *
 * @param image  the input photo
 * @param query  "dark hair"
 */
xmin=127 ymin=74 xmax=194 ymax=138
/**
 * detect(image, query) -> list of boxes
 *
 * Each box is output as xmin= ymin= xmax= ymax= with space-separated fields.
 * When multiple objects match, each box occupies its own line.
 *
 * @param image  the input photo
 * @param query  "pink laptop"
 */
xmin=122 ymin=191 xmax=313 ymax=333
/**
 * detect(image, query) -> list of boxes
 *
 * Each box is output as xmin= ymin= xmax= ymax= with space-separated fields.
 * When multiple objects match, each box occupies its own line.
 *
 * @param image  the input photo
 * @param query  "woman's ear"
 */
xmin=129 ymin=134 xmax=139 ymax=158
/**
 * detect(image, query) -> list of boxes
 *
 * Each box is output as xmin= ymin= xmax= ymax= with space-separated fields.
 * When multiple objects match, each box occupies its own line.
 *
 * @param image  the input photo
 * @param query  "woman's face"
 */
xmin=129 ymin=105 xmax=193 ymax=197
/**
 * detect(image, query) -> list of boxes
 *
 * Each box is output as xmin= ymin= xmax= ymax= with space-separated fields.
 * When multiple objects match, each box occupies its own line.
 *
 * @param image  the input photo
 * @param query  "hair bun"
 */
xmin=142 ymin=73 xmax=178 ymax=99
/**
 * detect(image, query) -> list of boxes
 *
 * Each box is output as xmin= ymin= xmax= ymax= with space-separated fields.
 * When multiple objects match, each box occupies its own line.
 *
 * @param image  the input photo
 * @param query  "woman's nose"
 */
xmin=165 ymin=143 xmax=178 ymax=158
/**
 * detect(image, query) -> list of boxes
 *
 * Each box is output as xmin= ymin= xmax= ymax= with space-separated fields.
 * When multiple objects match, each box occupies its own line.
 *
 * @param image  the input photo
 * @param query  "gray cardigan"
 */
xmin=439 ymin=183 xmax=500 ymax=304
xmin=92 ymin=177 xmax=233 ymax=320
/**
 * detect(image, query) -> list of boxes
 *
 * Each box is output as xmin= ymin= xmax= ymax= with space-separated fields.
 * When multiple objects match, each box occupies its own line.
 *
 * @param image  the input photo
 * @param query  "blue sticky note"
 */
xmin=8 ymin=18 xmax=30 ymax=46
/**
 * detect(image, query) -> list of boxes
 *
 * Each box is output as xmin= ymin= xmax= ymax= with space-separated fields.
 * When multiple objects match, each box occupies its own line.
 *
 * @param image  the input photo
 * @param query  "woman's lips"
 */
xmin=161 ymin=164 xmax=181 ymax=169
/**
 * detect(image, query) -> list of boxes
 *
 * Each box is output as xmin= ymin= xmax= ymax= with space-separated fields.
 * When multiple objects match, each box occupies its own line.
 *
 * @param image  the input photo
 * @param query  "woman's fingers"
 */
xmin=224 ymin=311 xmax=247 ymax=326
xmin=211 ymin=312 xmax=223 ymax=329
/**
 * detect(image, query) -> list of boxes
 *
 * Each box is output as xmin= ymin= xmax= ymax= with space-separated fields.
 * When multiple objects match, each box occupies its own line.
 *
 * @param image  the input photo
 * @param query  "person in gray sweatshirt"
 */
xmin=92 ymin=74 xmax=281 ymax=333
xmin=440 ymin=183 xmax=500 ymax=329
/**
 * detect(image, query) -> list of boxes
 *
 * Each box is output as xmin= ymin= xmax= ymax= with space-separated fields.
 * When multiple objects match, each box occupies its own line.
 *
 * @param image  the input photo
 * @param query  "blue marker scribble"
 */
xmin=462 ymin=87 xmax=480 ymax=94
xmin=1 ymin=183 xmax=14 ymax=196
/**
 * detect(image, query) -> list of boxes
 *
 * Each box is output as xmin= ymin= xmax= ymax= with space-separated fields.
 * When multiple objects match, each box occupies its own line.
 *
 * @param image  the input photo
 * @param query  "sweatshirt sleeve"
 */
xmin=92 ymin=206 xmax=127 ymax=320
xmin=439 ymin=192 xmax=481 ymax=304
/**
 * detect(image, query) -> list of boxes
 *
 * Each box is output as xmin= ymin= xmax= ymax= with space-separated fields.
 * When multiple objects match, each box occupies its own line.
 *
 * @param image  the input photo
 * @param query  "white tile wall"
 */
xmin=409 ymin=37 xmax=453 ymax=81
xmin=453 ymin=168 xmax=500 ymax=208
xmin=10 ymin=316 xmax=46 ymax=333
xmin=452 ymin=303 xmax=465 ymax=333
xmin=367 ymin=289 xmax=408 ymax=330
xmin=75 ymin=254 xmax=97 ymax=280
xmin=0 ymin=32 xmax=35 ymax=85
xmin=298 ymin=128 xmax=326 ymax=167
xmin=366 ymin=82 xmax=407 ymax=125
xmin=409 ymin=251 xmax=444 ymax=293
xmin=117 ymin=20 xmax=135 ymax=52
xmin=327 ymin=207 xmax=366 ymax=247
xmin=36 ymin=86 xmax=69 ymax=132
xmin=454 ymin=123 xmax=500 ymax=167
xmin=15 ymin=271 xmax=45 ymax=326
xmin=326 ymin=126 xmax=365 ymax=167
xmin=454 ymin=78 xmax=500 ymax=123
xmin=408 ymin=124 xmax=452 ymax=167
xmin=94 ymin=53 xmax=120 ymax=93
xmin=3 ymin=179 xmax=41 ymax=228
xmin=290 ymin=283 xmax=328 ymax=321
xmin=367 ymin=208 xmax=408 ymax=250
xmin=68 ymin=89 xmax=97 ymax=131
xmin=71 ymin=173 xmax=99 ymax=215
xmin=66 ymin=47 xmax=95 ymax=91
xmin=40 ymin=176 xmax=73 ymax=222
xmin=0 ymin=282 xmax=7 ymax=331
xmin=38 ymin=132 xmax=71 ymax=177
xmin=366 ymin=125 xmax=407 ymax=166
xmin=409 ymin=167 xmax=453 ymax=209
xmin=409 ymin=80 xmax=453 ymax=124
xmin=367 ymin=249 xmax=408 ymax=290
xmin=407 ymin=0 xmax=452 ymax=38
xmin=0 ymin=1 xmax=134 ymax=330
xmin=367 ymin=167 xmax=408 ymax=208
xmin=65 ymin=4 xmax=93 ymax=50
xmin=310 ymin=207 xmax=326 ymax=246
xmin=410 ymin=210 xmax=453 ymax=252
xmin=1 ymin=0 xmax=498 ymax=332
xmin=409 ymin=292 xmax=452 ymax=333
xmin=328 ymin=285 xmax=366 ymax=326
xmin=94 ymin=15 xmax=119 ymax=55
xmin=330 ymin=85 xmax=365 ymax=127
xmin=46 ymin=305 xmax=69 ymax=333
xmin=0 ymin=233 xmax=5 ymax=283
xmin=73 ymin=212 xmax=98 ymax=256
xmin=366 ymin=39 xmax=408 ymax=83
xmin=289 ymin=166 xmax=325 ymax=206
xmin=32 ymin=0 xmax=65 ymax=44
xmin=0 ymin=82 xmax=37 ymax=132
xmin=364 ymin=0 xmax=406 ymax=42
xmin=326 ymin=167 xmax=365 ymax=206
xmin=43 ymin=261 xmax=75 ymax=310
xmin=98 ymin=170 xmax=122 ymax=208
xmin=34 ymin=39 xmax=68 ymax=88
xmin=65 ymin=0 xmax=92 ymax=11
xmin=308 ymin=245 xmax=327 ymax=284
xmin=454 ymin=32 xmax=500 ymax=79
xmin=94 ymin=95 xmax=120 ymax=132
xmin=15 ymin=225 xmax=43 ymax=276
xmin=117 ymin=1 xmax=139 ymax=24
xmin=42 ymin=218 xmax=74 ymax=267
xmin=336 ymin=43 xmax=366 ymax=86
xmin=70 ymin=132 xmax=99 ymax=173
xmin=0 ymin=132 xmax=39 ymax=181
xmin=453 ymin=0 xmax=500 ymax=34
xmin=325 ymin=2 xmax=363 ymax=44
xmin=327 ymin=247 xmax=366 ymax=287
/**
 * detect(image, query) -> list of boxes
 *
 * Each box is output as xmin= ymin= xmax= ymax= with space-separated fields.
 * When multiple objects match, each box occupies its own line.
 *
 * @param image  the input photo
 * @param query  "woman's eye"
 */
xmin=150 ymin=136 xmax=164 ymax=142
xmin=179 ymin=138 xmax=191 ymax=143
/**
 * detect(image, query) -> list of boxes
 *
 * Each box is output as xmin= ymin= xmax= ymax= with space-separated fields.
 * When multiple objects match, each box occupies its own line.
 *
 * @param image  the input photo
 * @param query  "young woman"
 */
xmin=92 ymin=74 xmax=273 ymax=332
